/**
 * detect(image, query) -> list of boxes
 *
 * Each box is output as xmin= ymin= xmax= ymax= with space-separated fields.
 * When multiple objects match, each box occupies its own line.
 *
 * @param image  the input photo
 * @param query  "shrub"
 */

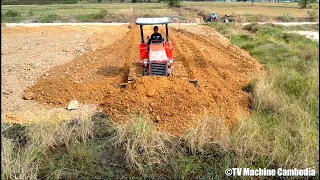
xmin=307 ymin=7 xmax=319 ymax=22
xmin=41 ymin=13 xmax=58 ymax=23
xmin=298 ymin=0 xmax=310 ymax=9
xmin=3 ymin=10 xmax=23 ymax=22
xmin=168 ymin=0 xmax=181 ymax=8
xmin=197 ymin=11 xmax=207 ymax=21
xmin=278 ymin=13 xmax=296 ymax=22
xmin=95 ymin=9 xmax=109 ymax=19
xmin=27 ymin=10 xmax=34 ymax=16
xmin=76 ymin=9 xmax=109 ymax=22
xmin=5 ymin=10 xmax=21 ymax=17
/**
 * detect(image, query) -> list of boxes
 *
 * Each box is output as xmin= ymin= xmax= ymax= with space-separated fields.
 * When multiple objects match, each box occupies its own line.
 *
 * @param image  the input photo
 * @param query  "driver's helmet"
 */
xmin=212 ymin=12 xmax=215 ymax=14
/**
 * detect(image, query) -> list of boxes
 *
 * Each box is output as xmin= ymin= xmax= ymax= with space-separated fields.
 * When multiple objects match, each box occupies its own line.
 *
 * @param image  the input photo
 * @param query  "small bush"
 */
xmin=197 ymin=11 xmax=207 ymax=21
xmin=3 ymin=10 xmax=23 ymax=22
xmin=307 ymin=7 xmax=319 ymax=22
xmin=278 ymin=13 xmax=296 ymax=22
xmin=94 ymin=9 xmax=109 ymax=19
xmin=27 ymin=10 xmax=34 ymax=16
xmin=76 ymin=9 xmax=109 ymax=22
xmin=282 ymin=33 xmax=305 ymax=43
xmin=298 ymin=0 xmax=310 ymax=9
xmin=41 ymin=13 xmax=58 ymax=23
xmin=5 ymin=10 xmax=21 ymax=17
xmin=168 ymin=0 xmax=181 ymax=8
xmin=244 ymin=23 xmax=259 ymax=33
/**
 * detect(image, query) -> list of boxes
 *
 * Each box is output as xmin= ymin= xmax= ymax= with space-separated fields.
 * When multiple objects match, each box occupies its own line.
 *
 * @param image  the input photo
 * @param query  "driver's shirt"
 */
xmin=148 ymin=33 xmax=163 ymax=44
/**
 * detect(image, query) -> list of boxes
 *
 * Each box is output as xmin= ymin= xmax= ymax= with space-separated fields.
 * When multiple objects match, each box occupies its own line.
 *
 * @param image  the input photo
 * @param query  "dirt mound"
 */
xmin=103 ymin=76 xmax=211 ymax=134
xmin=24 ymin=24 xmax=262 ymax=135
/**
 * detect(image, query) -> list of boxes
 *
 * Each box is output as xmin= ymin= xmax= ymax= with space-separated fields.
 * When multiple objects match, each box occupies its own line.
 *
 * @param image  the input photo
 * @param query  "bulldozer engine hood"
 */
xmin=149 ymin=50 xmax=169 ymax=62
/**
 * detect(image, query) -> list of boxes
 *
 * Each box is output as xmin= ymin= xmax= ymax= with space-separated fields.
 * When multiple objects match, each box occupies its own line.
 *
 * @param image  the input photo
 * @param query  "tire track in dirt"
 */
xmin=171 ymin=28 xmax=216 ymax=81
xmin=169 ymin=27 xmax=261 ymax=126
xmin=177 ymin=27 xmax=260 ymax=73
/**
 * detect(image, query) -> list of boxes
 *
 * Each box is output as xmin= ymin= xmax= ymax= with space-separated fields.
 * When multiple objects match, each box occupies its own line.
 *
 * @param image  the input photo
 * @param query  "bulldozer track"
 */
xmin=128 ymin=62 xmax=144 ymax=83
xmin=172 ymin=61 xmax=188 ymax=79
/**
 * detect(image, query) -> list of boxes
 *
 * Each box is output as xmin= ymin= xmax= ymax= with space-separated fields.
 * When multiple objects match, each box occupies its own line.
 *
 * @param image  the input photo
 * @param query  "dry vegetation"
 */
xmin=1 ymin=3 xmax=319 ymax=178
xmin=2 ymin=113 xmax=94 ymax=179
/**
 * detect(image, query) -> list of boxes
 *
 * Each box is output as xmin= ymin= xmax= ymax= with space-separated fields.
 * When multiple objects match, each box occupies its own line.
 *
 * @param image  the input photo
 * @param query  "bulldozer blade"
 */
xmin=127 ymin=62 xmax=144 ymax=84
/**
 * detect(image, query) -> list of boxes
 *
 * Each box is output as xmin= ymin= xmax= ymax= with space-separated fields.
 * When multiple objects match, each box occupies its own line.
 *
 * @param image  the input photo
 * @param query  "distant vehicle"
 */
xmin=206 ymin=17 xmax=220 ymax=22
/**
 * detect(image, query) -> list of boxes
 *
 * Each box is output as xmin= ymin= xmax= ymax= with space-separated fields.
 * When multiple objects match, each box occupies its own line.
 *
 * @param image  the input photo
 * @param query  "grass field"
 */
xmin=2 ymin=22 xmax=319 ymax=178
xmin=1 ymin=2 xmax=319 ymax=23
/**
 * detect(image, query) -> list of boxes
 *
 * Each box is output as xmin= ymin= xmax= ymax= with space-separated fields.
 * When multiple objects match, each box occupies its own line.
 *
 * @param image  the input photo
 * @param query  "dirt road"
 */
xmin=2 ymin=23 xmax=262 ymax=135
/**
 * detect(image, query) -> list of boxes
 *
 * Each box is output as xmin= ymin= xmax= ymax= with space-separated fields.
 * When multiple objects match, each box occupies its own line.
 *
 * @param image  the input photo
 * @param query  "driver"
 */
xmin=147 ymin=26 xmax=163 ymax=45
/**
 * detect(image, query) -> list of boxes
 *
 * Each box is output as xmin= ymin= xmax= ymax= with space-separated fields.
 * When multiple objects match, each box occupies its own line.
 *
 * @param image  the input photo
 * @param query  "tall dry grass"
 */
xmin=113 ymin=114 xmax=173 ymax=170
xmin=232 ymin=73 xmax=319 ymax=169
xmin=182 ymin=115 xmax=231 ymax=155
xmin=118 ymin=8 xmax=134 ymax=18
xmin=1 ymin=113 xmax=94 ymax=179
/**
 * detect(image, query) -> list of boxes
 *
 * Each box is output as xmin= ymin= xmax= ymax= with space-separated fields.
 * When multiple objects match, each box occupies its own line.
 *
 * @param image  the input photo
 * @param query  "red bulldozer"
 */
xmin=121 ymin=17 xmax=197 ymax=88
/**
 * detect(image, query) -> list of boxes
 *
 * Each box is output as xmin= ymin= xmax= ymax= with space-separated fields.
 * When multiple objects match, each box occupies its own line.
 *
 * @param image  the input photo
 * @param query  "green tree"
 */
xmin=168 ymin=0 xmax=181 ymax=7
xmin=132 ymin=0 xmax=137 ymax=2
xmin=298 ymin=0 xmax=310 ymax=8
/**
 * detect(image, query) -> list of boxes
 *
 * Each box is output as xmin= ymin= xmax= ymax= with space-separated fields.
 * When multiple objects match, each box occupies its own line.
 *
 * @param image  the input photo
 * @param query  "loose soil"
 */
xmin=2 ymin=23 xmax=262 ymax=135
xmin=1 ymin=24 xmax=128 ymax=123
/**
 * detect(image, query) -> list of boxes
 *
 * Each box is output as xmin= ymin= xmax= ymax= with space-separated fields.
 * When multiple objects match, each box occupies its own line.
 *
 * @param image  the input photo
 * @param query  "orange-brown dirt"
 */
xmin=21 ymin=24 xmax=262 ymax=136
xmin=1 ymin=25 xmax=128 ymax=124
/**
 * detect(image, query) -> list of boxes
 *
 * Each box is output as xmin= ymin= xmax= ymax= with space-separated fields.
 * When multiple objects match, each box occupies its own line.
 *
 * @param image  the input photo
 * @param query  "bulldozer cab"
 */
xmin=135 ymin=17 xmax=171 ymax=43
